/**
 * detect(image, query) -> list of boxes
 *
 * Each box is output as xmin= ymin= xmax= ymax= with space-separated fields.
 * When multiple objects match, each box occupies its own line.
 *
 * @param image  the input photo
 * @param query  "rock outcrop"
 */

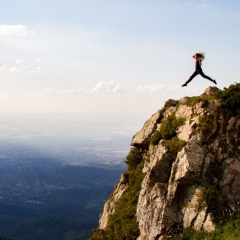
xmin=93 ymin=86 xmax=240 ymax=239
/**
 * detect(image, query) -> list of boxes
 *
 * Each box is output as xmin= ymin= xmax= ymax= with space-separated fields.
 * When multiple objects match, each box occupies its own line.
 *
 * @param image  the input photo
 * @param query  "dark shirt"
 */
xmin=195 ymin=59 xmax=202 ymax=71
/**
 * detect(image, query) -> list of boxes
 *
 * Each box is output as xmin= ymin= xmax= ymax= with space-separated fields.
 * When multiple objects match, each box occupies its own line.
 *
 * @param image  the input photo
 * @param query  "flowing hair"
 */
xmin=195 ymin=52 xmax=205 ymax=60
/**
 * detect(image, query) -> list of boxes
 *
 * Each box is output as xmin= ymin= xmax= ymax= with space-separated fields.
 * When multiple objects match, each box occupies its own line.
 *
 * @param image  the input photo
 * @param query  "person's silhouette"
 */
xmin=182 ymin=53 xmax=217 ymax=87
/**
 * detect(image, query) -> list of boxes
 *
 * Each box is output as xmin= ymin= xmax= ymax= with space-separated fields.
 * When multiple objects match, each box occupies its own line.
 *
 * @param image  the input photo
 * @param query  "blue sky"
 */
xmin=0 ymin=0 xmax=240 ymax=121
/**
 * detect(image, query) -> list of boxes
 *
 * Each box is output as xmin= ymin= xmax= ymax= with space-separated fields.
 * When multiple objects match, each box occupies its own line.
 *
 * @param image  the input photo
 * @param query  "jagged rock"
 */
xmin=99 ymin=173 xmax=129 ymax=229
xmin=131 ymin=110 xmax=163 ymax=146
xmin=94 ymin=86 xmax=240 ymax=239
xmin=220 ymin=158 xmax=240 ymax=211
xmin=164 ymin=99 xmax=179 ymax=108
xmin=179 ymin=96 xmax=190 ymax=104
xmin=201 ymin=86 xmax=219 ymax=96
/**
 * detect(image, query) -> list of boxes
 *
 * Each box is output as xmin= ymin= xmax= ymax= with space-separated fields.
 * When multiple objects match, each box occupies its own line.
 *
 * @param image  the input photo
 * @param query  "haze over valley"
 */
xmin=0 ymin=113 xmax=141 ymax=239
xmin=0 ymin=113 xmax=141 ymax=166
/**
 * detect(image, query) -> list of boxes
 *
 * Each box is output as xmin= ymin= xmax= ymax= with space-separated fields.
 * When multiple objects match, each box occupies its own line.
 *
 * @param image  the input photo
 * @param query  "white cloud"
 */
xmin=9 ymin=67 xmax=18 ymax=72
xmin=137 ymin=84 xmax=180 ymax=92
xmin=15 ymin=59 xmax=22 ymax=64
xmin=0 ymin=24 xmax=29 ymax=37
xmin=185 ymin=1 xmax=217 ymax=10
xmin=0 ymin=66 xmax=6 ymax=71
xmin=29 ymin=66 xmax=43 ymax=74
xmin=0 ymin=63 xmax=46 ymax=74
xmin=197 ymin=3 xmax=216 ymax=9
xmin=34 ymin=59 xmax=41 ymax=64
xmin=194 ymin=0 xmax=217 ymax=9
xmin=42 ymin=81 xmax=122 ymax=94
xmin=91 ymin=81 xmax=121 ymax=93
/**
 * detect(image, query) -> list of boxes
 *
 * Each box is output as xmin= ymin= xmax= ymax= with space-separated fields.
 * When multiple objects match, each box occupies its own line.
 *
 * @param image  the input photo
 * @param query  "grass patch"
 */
xmin=185 ymin=95 xmax=216 ymax=107
xmin=172 ymin=217 xmax=240 ymax=240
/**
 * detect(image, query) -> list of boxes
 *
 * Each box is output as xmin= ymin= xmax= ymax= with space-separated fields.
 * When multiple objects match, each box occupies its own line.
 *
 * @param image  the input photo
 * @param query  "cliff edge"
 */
xmin=91 ymin=83 xmax=240 ymax=240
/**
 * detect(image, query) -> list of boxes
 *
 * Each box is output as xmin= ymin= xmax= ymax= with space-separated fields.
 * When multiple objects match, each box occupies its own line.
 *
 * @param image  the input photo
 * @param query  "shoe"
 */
xmin=182 ymin=83 xmax=187 ymax=87
xmin=213 ymin=80 xmax=217 ymax=85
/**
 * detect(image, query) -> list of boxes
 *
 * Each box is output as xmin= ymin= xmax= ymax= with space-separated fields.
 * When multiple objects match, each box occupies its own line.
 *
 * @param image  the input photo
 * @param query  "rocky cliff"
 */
xmin=91 ymin=84 xmax=240 ymax=240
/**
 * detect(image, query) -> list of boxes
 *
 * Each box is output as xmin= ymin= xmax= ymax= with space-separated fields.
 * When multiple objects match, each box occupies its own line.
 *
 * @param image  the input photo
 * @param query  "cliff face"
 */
xmin=96 ymin=86 xmax=240 ymax=239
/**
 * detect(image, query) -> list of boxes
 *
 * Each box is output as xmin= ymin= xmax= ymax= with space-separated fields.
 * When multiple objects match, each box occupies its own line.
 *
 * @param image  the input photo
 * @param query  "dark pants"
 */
xmin=186 ymin=70 xmax=214 ymax=84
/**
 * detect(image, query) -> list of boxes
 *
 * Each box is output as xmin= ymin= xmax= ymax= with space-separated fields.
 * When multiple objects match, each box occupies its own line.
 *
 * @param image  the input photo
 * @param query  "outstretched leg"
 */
xmin=182 ymin=71 xmax=198 ymax=87
xmin=199 ymin=71 xmax=217 ymax=84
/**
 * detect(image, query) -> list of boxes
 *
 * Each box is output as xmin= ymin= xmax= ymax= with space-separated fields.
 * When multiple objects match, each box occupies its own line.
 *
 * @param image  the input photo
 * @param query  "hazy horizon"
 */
xmin=0 ymin=112 xmax=145 ymax=167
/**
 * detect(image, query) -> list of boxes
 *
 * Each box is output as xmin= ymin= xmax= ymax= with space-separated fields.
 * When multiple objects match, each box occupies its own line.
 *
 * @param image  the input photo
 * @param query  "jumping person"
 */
xmin=182 ymin=53 xmax=217 ymax=87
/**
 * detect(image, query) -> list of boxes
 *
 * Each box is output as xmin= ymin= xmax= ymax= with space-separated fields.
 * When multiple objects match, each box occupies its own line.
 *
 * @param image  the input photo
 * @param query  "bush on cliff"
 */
xmin=198 ymin=113 xmax=214 ymax=134
xmin=216 ymin=82 xmax=240 ymax=114
xmin=125 ymin=147 xmax=143 ymax=171
xmin=151 ymin=113 xmax=185 ymax=145
xmin=163 ymin=137 xmax=186 ymax=157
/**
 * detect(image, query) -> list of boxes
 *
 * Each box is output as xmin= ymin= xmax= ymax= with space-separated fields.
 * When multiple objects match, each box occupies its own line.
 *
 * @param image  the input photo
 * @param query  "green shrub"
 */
xmin=150 ymin=130 xmax=162 ymax=145
xmin=150 ymin=113 xmax=185 ymax=145
xmin=216 ymin=82 xmax=240 ymax=114
xmin=160 ymin=114 xmax=185 ymax=140
xmin=198 ymin=114 xmax=214 ymax=134
xmin=125 ymin=147 xmax=143 ymax=171
xmin=163 ymin=137 xmax=186 ymax=156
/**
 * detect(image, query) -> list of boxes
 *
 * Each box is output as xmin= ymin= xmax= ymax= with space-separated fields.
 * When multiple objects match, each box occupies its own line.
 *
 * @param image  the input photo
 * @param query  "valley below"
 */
xmin=0 ymin=114 xmax=136 ymax=240
xmin=0 ymin=150 xmax=125 ymax=240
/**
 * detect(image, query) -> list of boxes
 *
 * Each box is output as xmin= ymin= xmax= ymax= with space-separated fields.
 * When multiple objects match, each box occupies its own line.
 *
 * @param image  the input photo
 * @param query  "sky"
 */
xmin=0 ymin=0 xmax=240 ymax=124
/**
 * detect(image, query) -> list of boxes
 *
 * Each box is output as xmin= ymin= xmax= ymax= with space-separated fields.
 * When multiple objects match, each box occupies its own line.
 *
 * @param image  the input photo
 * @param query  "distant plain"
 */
xmin=0 ymin=113 xmax=142 ymax=239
